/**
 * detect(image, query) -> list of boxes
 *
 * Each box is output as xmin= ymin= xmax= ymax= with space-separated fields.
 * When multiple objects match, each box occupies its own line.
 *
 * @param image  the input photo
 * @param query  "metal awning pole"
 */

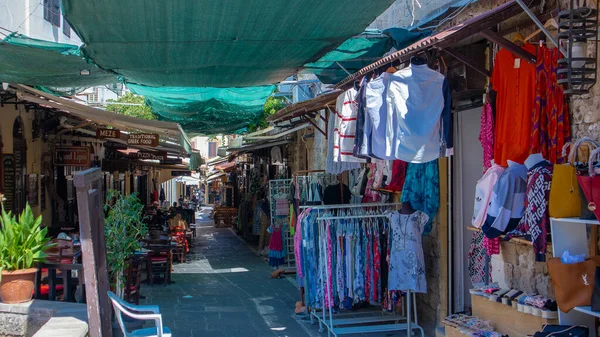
xmin=515 ymin=0 xmax=567 ymax=55
xmin=335 ymin=61 xmax=352 ymax=76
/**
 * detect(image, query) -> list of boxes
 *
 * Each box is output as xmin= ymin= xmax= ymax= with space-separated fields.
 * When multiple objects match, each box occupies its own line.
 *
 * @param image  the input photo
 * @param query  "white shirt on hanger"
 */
xmin=387 ymin=64 xmax=449 ymax=163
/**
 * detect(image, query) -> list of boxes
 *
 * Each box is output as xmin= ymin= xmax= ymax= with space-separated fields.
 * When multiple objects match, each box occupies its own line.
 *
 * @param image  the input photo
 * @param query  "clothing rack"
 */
xmin=300 ymin=204 xmax=424 ymax=337
xmin=317 ymin=214 xmax=388 ymax=221
xmin=300 ymin=202 xmax=402 ymax=210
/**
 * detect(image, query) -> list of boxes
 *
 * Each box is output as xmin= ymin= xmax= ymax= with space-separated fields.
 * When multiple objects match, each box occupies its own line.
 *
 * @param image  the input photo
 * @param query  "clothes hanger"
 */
xmin=511 ymin=31 xmax=526 ymax=46
xmin=385 ymin=63 xmax=397 ymax=73
xmin=524 ymin=18 xmax=558 ymax=42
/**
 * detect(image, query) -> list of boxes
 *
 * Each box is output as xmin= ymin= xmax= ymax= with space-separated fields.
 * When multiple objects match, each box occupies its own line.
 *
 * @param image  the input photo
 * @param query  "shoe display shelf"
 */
xmin=470 ymin=294 xmax=557 ymax=336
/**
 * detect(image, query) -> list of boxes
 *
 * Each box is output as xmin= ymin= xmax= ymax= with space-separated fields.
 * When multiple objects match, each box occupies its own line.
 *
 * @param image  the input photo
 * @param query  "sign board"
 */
xmin=96 ymin=128 xmax=120 ymax=139
xmin=161 ymin=158 xmax=183 ymax=165
xmin=55 ymin=147 xmax=91 ymax=167
xmin=171 ymin=170 xmax=192 ymax=177
xmin=127 ymin=133 xmax=159 ymax=147
xmin=2 ymin=154 xmax=14 ymax=212
xmin=133 ymin=151 xmax=167 ymax=161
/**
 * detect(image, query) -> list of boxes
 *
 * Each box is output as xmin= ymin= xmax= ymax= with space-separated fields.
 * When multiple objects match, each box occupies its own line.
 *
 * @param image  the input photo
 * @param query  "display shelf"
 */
xmin=550 ymin=217 xmax=600 ymax=225
xmin=550 ymin=217 xmax=598 ymax=337
xmin=573 ymin=306 xmax=600 ymax=318
xmin=471 ymin=294 xmax=556 ymax=336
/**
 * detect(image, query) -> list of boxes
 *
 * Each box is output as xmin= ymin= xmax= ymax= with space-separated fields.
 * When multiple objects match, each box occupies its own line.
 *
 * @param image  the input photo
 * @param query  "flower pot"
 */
xmin=0 ymin=268 xmax=38 ymax=304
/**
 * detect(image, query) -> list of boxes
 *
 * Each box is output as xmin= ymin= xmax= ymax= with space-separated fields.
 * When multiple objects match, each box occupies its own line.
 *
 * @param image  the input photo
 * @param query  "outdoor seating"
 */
xmin=124 ymin=256 xmax=144 ymax=305
xmin=145 ymin=240 xmax=172 ymax=286
xmin=108 ymin=291 xmax=172 ymax=337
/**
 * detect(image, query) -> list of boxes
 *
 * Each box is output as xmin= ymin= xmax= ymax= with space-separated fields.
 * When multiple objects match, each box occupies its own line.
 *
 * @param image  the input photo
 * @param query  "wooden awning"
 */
xmin=266 ymin=90 xmax=341 ymax=123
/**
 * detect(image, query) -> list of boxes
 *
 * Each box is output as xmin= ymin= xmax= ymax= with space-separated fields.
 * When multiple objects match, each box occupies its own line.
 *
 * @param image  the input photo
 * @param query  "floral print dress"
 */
xmin=387 ymin=210 xmax=429 ymax=293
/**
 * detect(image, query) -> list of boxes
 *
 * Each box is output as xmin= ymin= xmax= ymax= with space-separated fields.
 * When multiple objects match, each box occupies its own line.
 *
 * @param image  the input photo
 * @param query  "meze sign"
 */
xmin=55 ymin=147 xmax=91 ymax=167
xmin=96 ymin=128 xmax=120 ymax=139
xmin=127 ymin=133 xmax=159 ymax=147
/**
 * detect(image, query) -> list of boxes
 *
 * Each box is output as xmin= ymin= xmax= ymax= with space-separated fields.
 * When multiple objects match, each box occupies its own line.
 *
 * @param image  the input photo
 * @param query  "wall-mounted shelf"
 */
xmin=550 ymin=217 xmax=600 ymax=337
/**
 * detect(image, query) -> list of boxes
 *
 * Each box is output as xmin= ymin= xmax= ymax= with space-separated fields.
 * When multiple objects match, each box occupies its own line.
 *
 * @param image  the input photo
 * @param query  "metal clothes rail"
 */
xmin=300 ymin=202 xmax=402 ymax=210
xmin=301 ymin=203 xmax=424 ymax=337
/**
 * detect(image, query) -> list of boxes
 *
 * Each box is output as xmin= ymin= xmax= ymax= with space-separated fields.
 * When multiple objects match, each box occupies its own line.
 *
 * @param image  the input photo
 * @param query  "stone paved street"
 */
xmin=140 ymin=209 xmax=314 ymax=337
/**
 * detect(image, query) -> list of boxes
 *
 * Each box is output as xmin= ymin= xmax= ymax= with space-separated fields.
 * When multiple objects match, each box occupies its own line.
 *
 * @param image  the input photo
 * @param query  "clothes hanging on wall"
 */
xmin=401 ymin=161 xmax=440 ymax=234
xmin=505 ymin=160 xmax=553 ymax=262
xmin=482 ymin=162 xmax=527 ymax=239
xmin=388 ymin=63 xmax=453 ymax=163
xmin=333 ymin=88 xmax=366 ymax=163
xmin=385 ymin=160 xmax=408 ymax=192
xmin=365 ymin=72 xmax=393 ymax=160
xmin=491 ymin=43 xmax=537 ymax=166
xmin=354 ymin=76 xmax=371 ymax=159
xmin=530 ymin=46 xmax=571 ymax=164
xmin=323 ymin=183 xmax=351 ymax=205
xmin=479 ymin=101 xmax=495 ymax=173
xmin=472 ymin=164 xmax=505 ymax=229
xmin=326 ymin=103 xmax=362 ymax=174
xmin=268 ymin=223 xmax=286 ymax=268
xmin=468 ymin=231 xmax=492 ymax=285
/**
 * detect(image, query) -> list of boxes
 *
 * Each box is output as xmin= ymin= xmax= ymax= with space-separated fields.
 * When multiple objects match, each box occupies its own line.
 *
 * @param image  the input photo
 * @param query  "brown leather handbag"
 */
xmin=548 ymin=256 xmax=600 ymax=313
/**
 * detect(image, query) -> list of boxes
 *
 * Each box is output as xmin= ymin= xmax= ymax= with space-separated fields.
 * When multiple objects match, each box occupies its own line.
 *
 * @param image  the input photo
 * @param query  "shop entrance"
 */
xmin=452 ymin=105 xmax=483 ymax=313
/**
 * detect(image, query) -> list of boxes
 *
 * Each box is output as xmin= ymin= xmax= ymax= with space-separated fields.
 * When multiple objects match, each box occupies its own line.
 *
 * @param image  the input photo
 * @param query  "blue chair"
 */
xmin=107 ymin=291 xmax=172 ymax=337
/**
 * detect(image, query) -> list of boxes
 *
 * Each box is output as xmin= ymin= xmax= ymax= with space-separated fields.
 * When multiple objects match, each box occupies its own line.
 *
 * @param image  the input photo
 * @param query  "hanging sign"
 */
xmin=2 ymin=154 xmax=14 ymax=212
xmin=54 ymin=146 xmax=91 ymax=167
xmin=96 ymin=128 xmax=121 ymax=139
xmin=161 ymin=158 xmax=183 ymax=165
xmin=171 ymin=170 xmax=192 ymax=177
xmin=127 ymin=133 xmax=159 ymax=147
xmin=133 ymin=151 xmax=167 ymax=161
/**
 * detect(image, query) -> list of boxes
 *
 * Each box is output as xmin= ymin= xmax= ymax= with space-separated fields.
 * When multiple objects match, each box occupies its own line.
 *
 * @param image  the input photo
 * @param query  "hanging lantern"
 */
xmin=557 ymin=0 xmax=599 ymax=95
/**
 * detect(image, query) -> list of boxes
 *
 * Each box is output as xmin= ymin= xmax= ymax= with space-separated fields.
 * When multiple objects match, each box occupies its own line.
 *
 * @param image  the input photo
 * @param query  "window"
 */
xmin=63 ymin=17 xmax=71 ymax=37
xmin=43 ymin=0 xmax=61 ymax=27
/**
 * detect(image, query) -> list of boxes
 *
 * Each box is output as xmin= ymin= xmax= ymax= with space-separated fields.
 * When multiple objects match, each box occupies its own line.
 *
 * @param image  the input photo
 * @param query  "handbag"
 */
xmin=548 ymin=256 xmax=600 ymax=313
xmin=532 ymin=325 xmax=589 ymax=337
xmin=592 ymin=266 xmax=600 ymax=311
xmin=549 ymin=141 xmax=588 ymax=218
xmin=577 ymin=147 xmax=600 ymax=221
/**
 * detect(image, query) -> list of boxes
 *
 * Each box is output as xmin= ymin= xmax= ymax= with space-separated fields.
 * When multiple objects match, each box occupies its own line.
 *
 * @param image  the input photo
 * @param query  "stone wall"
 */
xmin=419 ymin=219 xmax=443 ymax=336
xmin=568 ymin=0 xmax=600 ymax=141
xmin=490 ymin=242 xmax=554 ymax=298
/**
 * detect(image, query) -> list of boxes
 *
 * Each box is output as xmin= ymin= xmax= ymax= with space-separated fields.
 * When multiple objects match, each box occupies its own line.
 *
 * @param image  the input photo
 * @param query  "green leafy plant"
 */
xmin=104 ymin=190 xmax=147 ymax=298
xmin=105 ymin=92 xmax=156 ymax=120
xmin=0 ymin=203 xmax=52 ymax=280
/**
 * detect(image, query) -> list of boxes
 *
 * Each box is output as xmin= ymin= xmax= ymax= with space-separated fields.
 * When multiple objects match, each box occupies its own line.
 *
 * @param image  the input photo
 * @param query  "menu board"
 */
xmin=2 ymin=154 xmax=14 ymax=212
xmin=28 ymin=174 xmax=38 ymax=207
xmin=40 ymin=175 xmax=46 ymax=211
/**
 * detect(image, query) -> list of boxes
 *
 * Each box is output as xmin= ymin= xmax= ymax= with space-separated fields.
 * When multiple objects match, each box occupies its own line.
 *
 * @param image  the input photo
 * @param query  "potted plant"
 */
xmin=0 ymin=203 xmax=52 ymax=304
xmin=104 ymin=190 xmax=147 ymax=298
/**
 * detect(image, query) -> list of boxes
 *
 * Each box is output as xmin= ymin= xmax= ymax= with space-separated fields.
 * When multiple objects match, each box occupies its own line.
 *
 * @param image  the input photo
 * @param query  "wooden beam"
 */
xmin=480 ymin=29 xmax=536 ymax=64
xmin=74 ymin=168 xmax=113 ymax=337
xmin=441 ymin=48 xmax=491 ymax=77
xmin=306 ymin=117 xmax=326 ymax=137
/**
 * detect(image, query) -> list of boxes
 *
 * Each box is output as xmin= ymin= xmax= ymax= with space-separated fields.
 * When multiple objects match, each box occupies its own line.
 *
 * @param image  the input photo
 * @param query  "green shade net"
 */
xmin=62 ymin=0 xmax=396 ymax=88
xmin=128 ymin=84 xmax=275 ymax=135
xmin=0 ymin=33 xmax=117 ymax=88
xmin=302 ymin=28 xmax=431 ymax=84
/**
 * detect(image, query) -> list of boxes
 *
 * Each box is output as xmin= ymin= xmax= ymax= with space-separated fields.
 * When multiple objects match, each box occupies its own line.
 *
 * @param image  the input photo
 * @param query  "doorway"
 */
xmin=452 ymin=106 xmax=484 ymax=313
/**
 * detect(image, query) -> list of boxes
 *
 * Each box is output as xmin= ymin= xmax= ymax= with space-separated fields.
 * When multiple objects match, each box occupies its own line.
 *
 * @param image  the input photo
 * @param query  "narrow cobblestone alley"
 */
xmin=140 ymin=209 xmax=313 ymax=337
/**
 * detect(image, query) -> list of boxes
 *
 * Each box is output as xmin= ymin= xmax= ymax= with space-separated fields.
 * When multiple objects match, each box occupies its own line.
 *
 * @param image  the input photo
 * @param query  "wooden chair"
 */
xmin=145 ymin=240 xmax=172 ymax=286
xmin=108 ymin=291 xmax=172 ymax=337
xmin=124 ymin=257 xmax=143 ymax=305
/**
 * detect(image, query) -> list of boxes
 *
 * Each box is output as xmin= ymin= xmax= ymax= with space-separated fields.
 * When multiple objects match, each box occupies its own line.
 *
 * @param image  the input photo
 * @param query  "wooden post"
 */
xmin=74 ymin=168 xmax=113 ymax=337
